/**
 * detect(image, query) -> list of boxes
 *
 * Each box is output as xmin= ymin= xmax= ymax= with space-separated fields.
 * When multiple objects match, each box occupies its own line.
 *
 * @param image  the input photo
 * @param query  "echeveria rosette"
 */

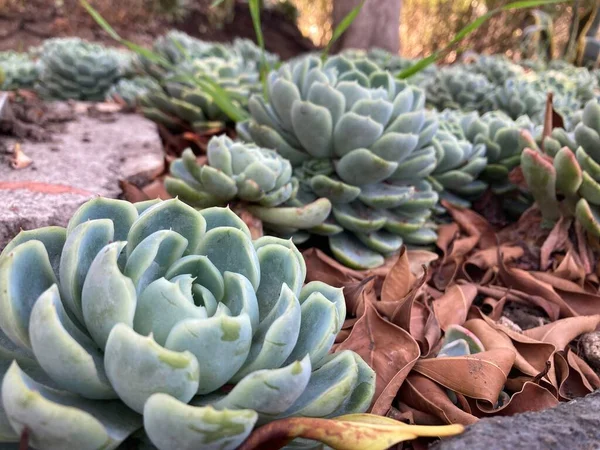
xmin=525 ymin=99 xmax=600 ymax=236
xmin=0 ymin=51 xmax=39 ymax=91
xmin=428 ymin=117 xmax=488 ymax=210
xmin=165 ymin=136 xmax=332 ymax=232
xmin=463 ymin=54 xmax=525 ymax=86
xmin=106 ymin=76 xmax=162 ymax=108
xmin=0 ymin=197 xmax=374 ymax=450
xmin=238 ymin=55 xmax=440 ymax=269
xmin=424 ymin=66 xmax=495 ymax=113
xmin=140 ymin=56 xmax=260 ymax=133
xmin=489 ymin=78 xmax=547 ymax=123
xmin=35 ymin=38 xmax=121 ymax=101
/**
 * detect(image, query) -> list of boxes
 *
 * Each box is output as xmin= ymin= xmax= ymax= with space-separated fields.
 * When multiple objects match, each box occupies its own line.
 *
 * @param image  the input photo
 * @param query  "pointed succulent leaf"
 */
xmin=575 ymin=125 xmax=600 ymax=161
xmin=333 ymin=113 xmax=384 ymax=157
xmin=67 ymin=197 xmax=138 ymax=242
xmin=59 ymin=219 xmax=114 ymax=324
xmin=356 ymin=230 xmax=404 ymax=254
xmin=127 ymin=198 xmax=206 ymax=256
xmin=165 ymin=255 xmax=225 ymax=302
xmin=579 ymin=172 xmax=600 ymax=205
xmin=104 ymin=324 xmax=200 ymax=414
xmin=0 ymin=241 xmax=57 ymax=349
xmin=200 ymin=206 xmax=252 ymax=238
xmin=270 ymin=78 xmax=302 ymax=130
xmin=554 ymin=147 xmax=582 ymax=196
xmin=336 ymin=81 xmax=371 ymax=110
xmin=521 ymin=148 xmax=560 ymax=223
xmin=199 ymin=166 xmax=238 ymax=201
xmin=215 ymin=356 xmax=311 ymax=416
xmin=358 ymin=184 xmax=414 ymax=209
xmin=336 ymin=149 xmax=398 ymax=186
xmin=254 ymin=236 xmax=307 ymax=280
xmin=221 ymin=272 xmax=260 ymax=331
xmin=307 ymin=82 xmax=346 ymax=126
xmin=2 ymin=362 xmax=141 ymax=450
xmin=164 ymin=178 xmax=219 ymax=209
xmin=134 ymin=276 xmax=207 ymax=346
xmin=329 ymin=233 xmax=385 ymax=270
xmin=0 ymin=226 xmax=66 ymax=279
xmin=326 ymin=352 xmax=376 ymax=417
xmin=575 ymin=198 xmax=600 ymax=237
xmin=290 ymin=100 xmax=333 ymax=158
xmin=438 ymin=339 xmax=471 ymax=357
xmin=310 ymin=175 xmax=361 ymax=203
xmin=196 ymin=227 xmax=260 ymax=291
xmin=386 ymin=111 xmax=425 ymax=135
xmin=233 ymin=284 xmax=301 ymax=381
xmin=29 ymin=285 xmax=116 ymax=399
xmin=576 ymin=147 xmax=600 ymax=182
xmin=124 ymin=230 xmax=188 ymax=295
xmin=332 ymin=202 xmax=387 ymax=233
xmin=370 ymin=132 xmax=419 ymax=163
xmin=441 ymin=325 xmax=485 ymax=355
xmin=144 ymin=394 xmax=257 ymax=450
xmin=402 ymin=227 xmax=438 ymax=245
xmin=81 ymin=242 xmax=137 ymax=350
xmin=247 ymin=198 xmax=332 ymax=230
xmin=245 ymin=122 xmax=310 ymax=166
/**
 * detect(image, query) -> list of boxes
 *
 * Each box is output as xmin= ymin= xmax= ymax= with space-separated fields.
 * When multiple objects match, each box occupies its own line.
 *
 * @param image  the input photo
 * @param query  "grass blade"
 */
xmin=397 ymin=0 xmax=569 ymax=79
xmin=80 ymin=0 xmax=122 ymax=41
xmin=322 ymin=0 xmax=366 ymax=61
xmin=248 ymin=0 xmax=270 ymax=97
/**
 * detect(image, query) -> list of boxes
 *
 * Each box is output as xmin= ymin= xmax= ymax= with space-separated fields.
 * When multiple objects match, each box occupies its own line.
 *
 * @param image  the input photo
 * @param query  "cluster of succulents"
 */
xmin=106 ymin=76 xmax=162 ymax=108
xmin=165 ymin=136 xmax=332 ymax=232
xmin=424 ymin=66 xmax=496 ymax=112
xmin=462 ymin=54 xmax=525 ymax=86
xmin=232 ymin=38 xmax=280 ymax=70
xmin=522 ymin=99 xmax=600 ymax=236
xmin=0 ymin=51 xmax=39 ymax=91
xmin=0 ymin=197 xmax=374 ymax=449
xmin=140 ymin=56 xmax=261 ymax=132
xmin=35 ymin=38 xmax=122 ymax=101
xmin=236 ymin=55 xmax=440 ymax=269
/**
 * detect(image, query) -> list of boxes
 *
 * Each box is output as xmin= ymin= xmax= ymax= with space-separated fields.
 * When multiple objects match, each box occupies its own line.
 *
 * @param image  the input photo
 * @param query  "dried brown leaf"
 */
xmin=524 ymin=315 xmax=600 ymax=349
xmin=432 ymin=284 xmax=477 ymax=331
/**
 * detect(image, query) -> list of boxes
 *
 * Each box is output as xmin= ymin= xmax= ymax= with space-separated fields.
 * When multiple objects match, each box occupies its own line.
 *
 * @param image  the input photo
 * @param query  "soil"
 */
xmin=0 ymin=0 xmax=315 ymax=59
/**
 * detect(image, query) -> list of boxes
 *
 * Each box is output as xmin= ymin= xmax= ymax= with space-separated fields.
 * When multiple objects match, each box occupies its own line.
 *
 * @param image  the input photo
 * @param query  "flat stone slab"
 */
xmin=0 ymin=111 xmax=164 ymax=249
xmin=431 ymin=389 xmax=600 ymax=450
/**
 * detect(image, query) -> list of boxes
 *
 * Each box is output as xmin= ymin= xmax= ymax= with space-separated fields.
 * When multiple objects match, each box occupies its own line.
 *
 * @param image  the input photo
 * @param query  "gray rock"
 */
xmin=581 ymin=332 xmax=600 ymax=372
xmin=0 ymin=112 xmax=164 ymax=249
xmin=430 ymin=389 xmax=600 ymax=450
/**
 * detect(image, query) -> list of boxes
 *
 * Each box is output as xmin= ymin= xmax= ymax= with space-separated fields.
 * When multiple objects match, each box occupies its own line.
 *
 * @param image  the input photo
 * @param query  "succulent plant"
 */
xmin=140 ymin=56 xmax=260 ymax=133
xmin=424 ymin=66 xmax=495 ymax=112
xmin=441 ymin=109 xmax=540 ymax=215
xmin=489 ymin=78 xmax=547 ymax=123
xmin=35 ymin=38 xmax=121 ymax=101
xmin=232 ymin=38 xmax=280 ymax=70
xmin=427 ymin=114 xmax=488 ymax=209
xmin=106 ymin=76 xmax=162 ymax=108
xmin=0 ymin=51 xmax=39 ymax=91
xmin=462 ymin=54 xmax=525 ymax=86
xmin=152 ymin=0 xmax=191 ymax=22
xmin=522 ymin=99 xmax=600 ymax=235
xmin=0 ymin=197 xmax=374 ymax=449
xmin=437 ymin=325 xmax=485 ymax=358
xmin=166 ymin=136 xmax=332 ymax=232
xmin=238 ymin=55 xmax=440 ymax=269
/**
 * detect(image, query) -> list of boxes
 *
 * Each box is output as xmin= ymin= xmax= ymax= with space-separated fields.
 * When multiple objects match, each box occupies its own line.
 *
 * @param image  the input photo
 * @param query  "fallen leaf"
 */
xmin=540 ymin=217 xmax=571 ymax=270
xmin=119 ymin=180 xmax=150 ymax=203
xmin=398 ymin=374 xmax=478 ymax=425
xmin=303 ymin=248 xmax=361 ymax=287
xmin=141 ymin=179 xmax=171 ymax=200
xmin=475 ymin=381 xmax=558 ymax=416
xmin=381 ymin=247 xmax=414 ymax=302
xmin=433 ymin=284 xmax=477 ymax=331
xmin=412 ymin=349 xmax=516 ymax=404
xmin=237 ymin=414 xmax=464 ymax=450
xmin=9 ymin=143 xmax=33 ymax=169
xmin=524 ymin=315 xmax=600 ymax=350
xmin=336 ymin=298 xmax=421 ymax=412
xmin=441 ymin=201 xmax=496 ymax=248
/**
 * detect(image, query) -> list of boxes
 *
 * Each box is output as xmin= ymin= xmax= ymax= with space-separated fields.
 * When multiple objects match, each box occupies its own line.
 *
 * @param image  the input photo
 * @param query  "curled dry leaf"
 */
xmin=523 ymin=315 xmax=600 ymax=350
xmin=540 ymin=217 xmax=572 ymax=270
xmin=433 ymin=284 xmax=477 ymax=331
xmin=9 ymin=143 xmax=33 ymax=169
xmin=336 ymin=298 xmax=421 ymax=413
xmin=412 ymin=349 xmax=516 ymax=405
xmin=381 ymin=247 xmax=414 ymax=302
xmin=475 ymin=381 xmax=558 ymax=416
xmin=441 ymin=200 xmax=496 ymax=248
xmin=237 ymin=414 xmax=464 ymax=450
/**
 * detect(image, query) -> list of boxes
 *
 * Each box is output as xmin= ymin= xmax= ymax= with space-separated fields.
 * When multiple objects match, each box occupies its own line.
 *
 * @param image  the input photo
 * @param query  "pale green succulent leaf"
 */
xmin=104 ymin=324 xmax=200 ymax=414
xmin=326 ymin=352 xmax=375 ymax=417
xmin=290 ymin=100 xmax=333 ymax=158
xmin=124 ymin=230 xmax=188 ymax=295
xmin=307 ymin=82 xmax=346 ymax=126
xmin=358 ymin=183 xmax=414 ymax=209
xmin=333 ymin=113 xmax=384 ymax=157
xmin=196 ymin=227 xmax=260 ymax=291
xmin=200 ymin=206 xmax=252 ymax=238
xmin=356 ymin=230 xmax=404 ymax=254
xmin=386 ymin=110 xmax=425 ymax=135
xmin=521 ymin=148 xmax=560 ymax=223
xmin=2 ymin=362 xmax=142 ymax=450
xmin=0 ymin=240 xmax=57 ymax=349
xmin=329 ymin=233 xmax=385 ymax=270
xmin=402 ymin=227 xmax=438 ymax=245
xmin=254 ymin=236 xmax=307 ymax=280
xmin=554 ymin=147 xmax=582 ymax=196
xmin=309 ymin=175 xmax=360 ymax=204
xmin=270 ymin=77 xmax=302 ymax=130
xmin=332 ymin=202 xmax=387 ymax=234
xmin=127 ymin=198 xmax=206 ymax=256
xmin=576 ymin=147 xmax=600 ymax=183
xmin=579 ymin=172 xmax=600 ymax=206
xmin=221 ymin=272 xmax=260 ymax=332
xmin=232 ymin=284 xmax=301 ymax=381
xmin=199 ymin=165 xmax=239 ymax=201
xmin=134 ymin=276 xmax=207 ymax=346
xmin=0 ymin=226 xmax=66 ymax=279
xmin=66 ymin=197 xmax=138 ymax=242
xmin=165 ymin=255 xmax=225 ymax=302
xmin=575 ymin=198 xmax=600 ymax=237
xmin=370 ymin=132 xmax=419 ymax=163
xmin=574 ymin=125 xmax=600 ymax=162
xmin=336 ymin=148 xmax=398 ymax=186
xmin=81 ymin=241 xmax=137 ymax=350
xmin=247 ymin=198 xmax=332 ymax=230
xmin=166 ymin=314 xmax=252 ymax=394
xmin=59 ymin=219 xmax=114 ymax=324
xmin=144 ymin=394 xmax=257 ymax=450
xmin=30 ymin=285 xmax=116 ymax=399
xmin=216 ymin=356 xmax=311 ymax=416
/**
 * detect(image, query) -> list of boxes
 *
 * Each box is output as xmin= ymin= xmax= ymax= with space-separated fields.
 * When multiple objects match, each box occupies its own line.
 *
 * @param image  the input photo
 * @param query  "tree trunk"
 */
xmin=331 ymin=0 xmax=401 ymax=54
